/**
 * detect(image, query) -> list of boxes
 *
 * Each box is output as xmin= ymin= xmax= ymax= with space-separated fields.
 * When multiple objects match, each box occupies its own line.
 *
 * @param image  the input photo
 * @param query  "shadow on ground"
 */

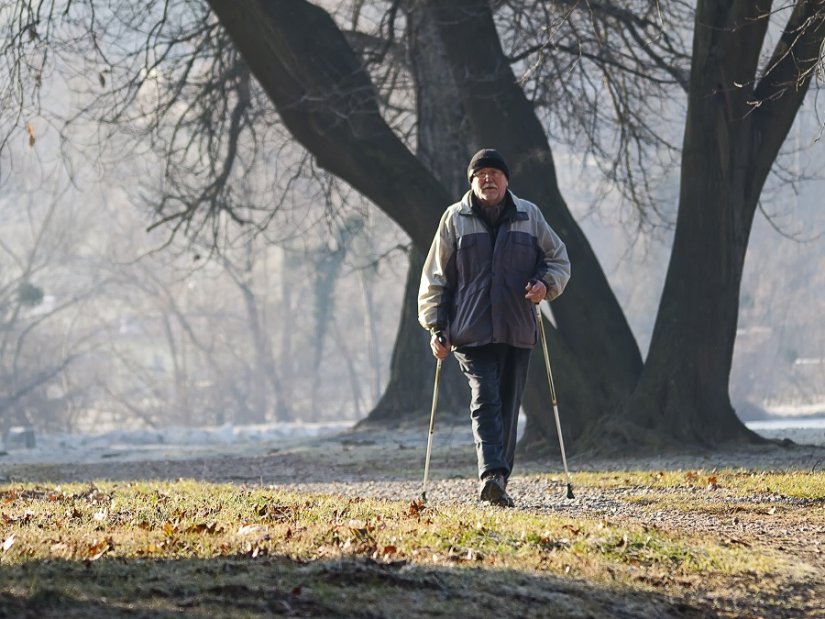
xmin=0 ymin=554 xmax=710 ymax=618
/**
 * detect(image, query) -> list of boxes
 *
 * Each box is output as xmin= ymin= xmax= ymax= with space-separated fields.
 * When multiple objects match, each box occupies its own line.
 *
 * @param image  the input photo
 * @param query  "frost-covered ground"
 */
xmin=1 ymin=416 xmax=824 ymax=466
xmin=745 ymin=416 xmax=825 ymax=446
xmin=0 ymin=421 xmax=353 ymax=465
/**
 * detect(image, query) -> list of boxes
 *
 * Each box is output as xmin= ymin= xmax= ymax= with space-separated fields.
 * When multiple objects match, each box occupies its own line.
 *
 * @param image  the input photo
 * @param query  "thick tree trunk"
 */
xmin=362 ymin=2 xmax=471 ymax=425
xmin=598 ymin=0 xmax=825 ymax=451
xmin=420 ymin=0 xmax=642 ymax=450
xmin=205 ymin=0 xmax=451 ymax=250
xmin=207 ymin=0 xmax=640 ymax=449
xmin=519 ymin=314 xmax=594 ymax=455
xmin=365 ymin=248 xmax=468 ymax=424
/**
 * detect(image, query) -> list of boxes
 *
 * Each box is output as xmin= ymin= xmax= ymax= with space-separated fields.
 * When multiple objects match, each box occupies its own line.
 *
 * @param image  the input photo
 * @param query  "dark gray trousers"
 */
xmin=453 ymin=343 xmax=531 ymax=481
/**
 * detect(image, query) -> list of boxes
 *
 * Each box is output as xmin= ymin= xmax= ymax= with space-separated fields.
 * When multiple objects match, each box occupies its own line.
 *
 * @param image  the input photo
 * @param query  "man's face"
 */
xmin=471 ymin=167 xmax=508 ymax=206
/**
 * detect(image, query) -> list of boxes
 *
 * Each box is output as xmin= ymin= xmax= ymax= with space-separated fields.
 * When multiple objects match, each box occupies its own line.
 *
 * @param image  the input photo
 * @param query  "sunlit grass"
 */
xmin=563 ymin=469 xmax=825 ymax=499
xmin=0 ymin=480 xmax=782 ymax=575
xmin=0 ymin=475 xmax=821 ymax=617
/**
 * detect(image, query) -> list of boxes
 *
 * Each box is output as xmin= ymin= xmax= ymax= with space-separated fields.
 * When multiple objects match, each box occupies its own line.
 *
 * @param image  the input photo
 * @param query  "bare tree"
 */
xmin=3 ymin=0 xmax=824 ymax=455
xmin=608 ymin=0 xmax=825 ymax=449
xmin=0 ymin=171 xmax=108 ymax=435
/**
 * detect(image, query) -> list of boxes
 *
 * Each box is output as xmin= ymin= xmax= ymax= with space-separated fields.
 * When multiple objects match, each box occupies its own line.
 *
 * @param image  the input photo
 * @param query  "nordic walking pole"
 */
xmin=421 ymin=333 xmax=445 ymax=503
xmin=536 ymin=303 xmax=575 ymax=499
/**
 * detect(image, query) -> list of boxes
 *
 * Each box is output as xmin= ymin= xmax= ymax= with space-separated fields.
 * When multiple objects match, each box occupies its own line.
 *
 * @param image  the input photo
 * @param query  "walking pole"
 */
xmin=536 ymin=303 xmax=575 ymax=499
xmin=421 ymin=333 xmax=445 ymax=503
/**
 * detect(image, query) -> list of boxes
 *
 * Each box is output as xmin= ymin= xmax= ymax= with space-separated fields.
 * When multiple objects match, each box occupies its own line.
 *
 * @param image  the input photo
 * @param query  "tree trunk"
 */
xmin=276 ymin=249 xmax=296 ymax=421
xmin=599 ymin=0 xmax=825 ymax=452
xmin=205 ymin=0 xmax=452 ymax=251
xmin=362 ymin=4 xmax=471 ymax=425
xmin=329 ymin=315 xmax=364 ymax=417
xmin=207 ymin=0 xmax=640 ymax=449
xmin=238 ymin=279 xmax=284 ymax=423
xmin=420 ymin=0 xmax=643 ymax=450
xmin=365 ymin=248 xmax=468 ymax=424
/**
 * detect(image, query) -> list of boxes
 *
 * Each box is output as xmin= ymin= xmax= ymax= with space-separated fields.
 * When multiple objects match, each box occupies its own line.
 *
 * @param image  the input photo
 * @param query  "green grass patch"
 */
xmin=564 ymin=469 xmax=825 ymax=499
xmin=0 ymin=478 xmax=820 ymax=617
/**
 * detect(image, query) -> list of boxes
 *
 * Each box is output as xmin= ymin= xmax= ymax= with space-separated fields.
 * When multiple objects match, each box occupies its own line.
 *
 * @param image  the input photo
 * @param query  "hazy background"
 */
xmin=1 ymin=1 xmax=824 ymax=449
xmin=3 ymin=107 xmax=822 ymax=443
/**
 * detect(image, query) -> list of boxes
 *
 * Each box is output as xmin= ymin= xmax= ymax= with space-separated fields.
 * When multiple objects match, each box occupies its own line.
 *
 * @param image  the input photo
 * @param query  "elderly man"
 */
xmin=418 ymin=148 xmax=570 ymax=507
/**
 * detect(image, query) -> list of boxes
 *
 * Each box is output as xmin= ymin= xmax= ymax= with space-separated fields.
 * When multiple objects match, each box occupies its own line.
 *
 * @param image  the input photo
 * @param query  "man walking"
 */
xmin=418 ymin=148 xmax=570 ymax=507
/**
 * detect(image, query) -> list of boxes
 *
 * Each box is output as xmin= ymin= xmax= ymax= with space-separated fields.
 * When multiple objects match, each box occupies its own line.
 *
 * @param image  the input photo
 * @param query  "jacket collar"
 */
xmin=458 ymin=189 xmax=525 ymax=216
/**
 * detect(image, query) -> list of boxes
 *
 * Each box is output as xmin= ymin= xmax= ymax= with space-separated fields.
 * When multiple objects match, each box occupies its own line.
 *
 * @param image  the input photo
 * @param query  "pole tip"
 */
xmin=566 ymin=484 xmax=575 ymax=499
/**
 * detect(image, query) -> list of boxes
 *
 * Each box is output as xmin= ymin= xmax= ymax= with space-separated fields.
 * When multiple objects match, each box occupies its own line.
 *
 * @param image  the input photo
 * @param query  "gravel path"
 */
xmin=3 ymin=423 xmax=824 ymax=618
xmin=5 ymin=422 xmax=822 ymax=526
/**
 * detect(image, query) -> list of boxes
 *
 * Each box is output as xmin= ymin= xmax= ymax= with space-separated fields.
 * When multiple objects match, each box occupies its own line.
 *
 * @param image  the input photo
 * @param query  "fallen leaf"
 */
xmin=408 ymin=499 xmax=424 ymax=517
xmin=87 ymin=537 xmax=113 ymax=561
xmin=465 ymin=548 xmax=483 ymax=561
xmin=251 ymin=544 xmax=265 ymax=558
xmin=187 ymin=521 xmax=221 ymax=534
xmin=2 ymin=534 xmax=15 ymax=553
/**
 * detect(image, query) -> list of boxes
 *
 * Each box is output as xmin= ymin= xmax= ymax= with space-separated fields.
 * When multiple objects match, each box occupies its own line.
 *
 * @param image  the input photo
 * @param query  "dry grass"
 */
xmin=1 ymin=470 xmax=823 ymax=618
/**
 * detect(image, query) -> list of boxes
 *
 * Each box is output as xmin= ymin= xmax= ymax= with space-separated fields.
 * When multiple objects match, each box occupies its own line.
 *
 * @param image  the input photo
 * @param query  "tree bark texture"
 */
xmin=614 ymin=0 xmax=825 ymax=449
xmin=205 ymin=0 xmax=449 ymax=251
xmin=206 ymin=0 xmax=639 ymax=448
xmin=363 ymin=3 xmax=474 ymax=423
xmin=366 ymin=248 xmax=469 ymax=423
xmin=420 ymin=0 xmax=643 ymax=448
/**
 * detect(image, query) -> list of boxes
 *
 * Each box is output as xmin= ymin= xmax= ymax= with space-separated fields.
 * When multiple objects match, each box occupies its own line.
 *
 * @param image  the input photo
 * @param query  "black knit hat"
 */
xmin=467 ymin=148 xmax=510 ymax=183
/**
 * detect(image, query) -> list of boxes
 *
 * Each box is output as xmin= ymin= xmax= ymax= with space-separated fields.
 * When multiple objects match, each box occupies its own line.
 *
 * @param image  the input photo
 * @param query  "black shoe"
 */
xmin=479 ymin=472 xmax=515 ymax=507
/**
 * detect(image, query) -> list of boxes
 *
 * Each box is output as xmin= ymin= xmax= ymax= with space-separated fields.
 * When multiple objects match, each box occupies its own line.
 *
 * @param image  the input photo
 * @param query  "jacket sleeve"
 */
xmin=534 ymin=217 xmax=571 ymax=302
xmin=418 ymin=209 xmax=456 ymax=331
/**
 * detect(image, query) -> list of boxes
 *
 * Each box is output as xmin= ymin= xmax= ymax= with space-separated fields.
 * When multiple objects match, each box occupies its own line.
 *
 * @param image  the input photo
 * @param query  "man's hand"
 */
xmin=430 ymin=331 xmax=450 ymax=359
xmin=524 ymin=279 xmax=547 ymax=304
